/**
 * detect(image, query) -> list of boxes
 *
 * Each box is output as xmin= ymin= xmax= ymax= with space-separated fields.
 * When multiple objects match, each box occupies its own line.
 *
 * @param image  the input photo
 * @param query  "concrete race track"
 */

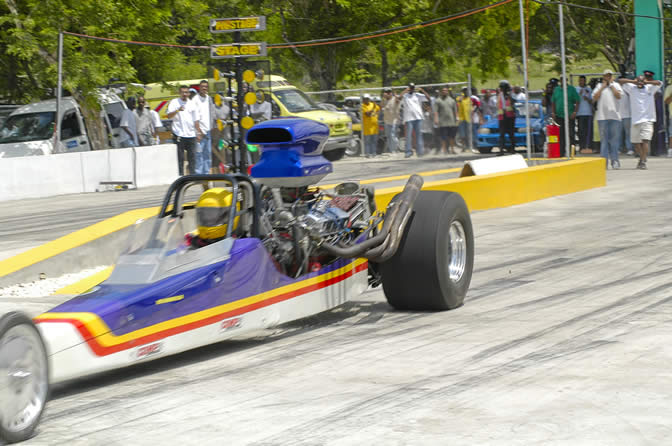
xmin=3 ymin=155 xmax=672 ymax=445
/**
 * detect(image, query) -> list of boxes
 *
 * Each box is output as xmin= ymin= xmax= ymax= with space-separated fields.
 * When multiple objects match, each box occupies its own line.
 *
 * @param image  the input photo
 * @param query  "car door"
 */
xmin=60 ymin=108 xmax=90 ymax=152
xmin=103 ymin=101 xmax=125 ymax=148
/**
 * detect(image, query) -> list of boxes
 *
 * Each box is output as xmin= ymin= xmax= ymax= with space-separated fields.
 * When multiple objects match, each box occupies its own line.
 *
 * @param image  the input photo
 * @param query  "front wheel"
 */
xmin=380 ymin=191 xmax=474 ymax=311
xmin=345 ymin=138 xmax=361 ymax=157
xmin=0 ymin=312 xmax=49 ymax=444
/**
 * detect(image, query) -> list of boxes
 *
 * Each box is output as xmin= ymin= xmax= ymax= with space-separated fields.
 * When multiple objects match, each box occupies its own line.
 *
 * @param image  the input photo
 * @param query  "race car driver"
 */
xmin=185 ymin=187 xmax=238 ymax=248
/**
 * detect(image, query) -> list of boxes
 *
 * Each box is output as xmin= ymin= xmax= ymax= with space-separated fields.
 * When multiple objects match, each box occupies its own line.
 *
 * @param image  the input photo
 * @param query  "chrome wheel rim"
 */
xmin=448 ymin=220 xmax=467 ymax=282
xmin=0 ymin=324 xmax=48 ymax=433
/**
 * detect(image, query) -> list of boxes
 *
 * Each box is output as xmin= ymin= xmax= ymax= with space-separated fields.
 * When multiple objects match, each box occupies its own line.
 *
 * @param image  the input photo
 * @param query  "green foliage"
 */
xmin=0 ymin=0 xmax=641 ymax=107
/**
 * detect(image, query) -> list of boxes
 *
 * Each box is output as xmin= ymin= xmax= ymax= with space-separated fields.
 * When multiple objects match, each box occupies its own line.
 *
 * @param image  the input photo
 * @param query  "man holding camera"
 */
xmin=619 ymin=74 xmax=661 ymax=170
xmin=592 ymin=69 xmax=623 ymax=169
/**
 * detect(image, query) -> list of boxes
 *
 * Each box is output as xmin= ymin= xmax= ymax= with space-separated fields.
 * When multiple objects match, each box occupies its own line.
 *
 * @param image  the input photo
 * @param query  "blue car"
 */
xmin=476 ymin=100 xmax=545 ymax=153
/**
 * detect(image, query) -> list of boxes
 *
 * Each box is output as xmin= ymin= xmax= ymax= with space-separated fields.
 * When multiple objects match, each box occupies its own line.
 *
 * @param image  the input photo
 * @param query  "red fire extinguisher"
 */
xmin=546 ymin=119 xmax=560 ymax=158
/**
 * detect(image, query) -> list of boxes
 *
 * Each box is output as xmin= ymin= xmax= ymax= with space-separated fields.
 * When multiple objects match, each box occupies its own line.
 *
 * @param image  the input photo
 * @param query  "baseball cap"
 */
xmin=383 ymin=87 xmax=392 ymax=93
xmin=408 ymin=82 xmax=415 ymax=88
xmin=643 ymin=70 xmax=655 ymax=76
xmin=603 ymin=69 xmax=614 ymax=75
xmin=362 ymin=93 xmax=371 ymax=100
xmin=189 ymin=87 xmax=198 ymax=93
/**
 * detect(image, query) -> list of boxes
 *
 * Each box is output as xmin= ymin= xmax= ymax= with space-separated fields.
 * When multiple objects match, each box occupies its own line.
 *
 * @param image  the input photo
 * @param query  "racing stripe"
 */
xmin=35 ymin=259 xmax=368 ymax=357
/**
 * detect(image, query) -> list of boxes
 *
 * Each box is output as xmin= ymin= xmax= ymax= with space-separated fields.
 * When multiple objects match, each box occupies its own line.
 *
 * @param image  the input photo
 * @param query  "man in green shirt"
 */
xmin=551 ymin=77 xmax=581 ymax=157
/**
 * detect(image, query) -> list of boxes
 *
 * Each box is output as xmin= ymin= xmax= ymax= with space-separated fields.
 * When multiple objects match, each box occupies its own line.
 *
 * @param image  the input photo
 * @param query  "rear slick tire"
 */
xmin=0 ymin=312 xmax=49 ymax=444
xmin=380 ymin=191 xmax=474 ymax=311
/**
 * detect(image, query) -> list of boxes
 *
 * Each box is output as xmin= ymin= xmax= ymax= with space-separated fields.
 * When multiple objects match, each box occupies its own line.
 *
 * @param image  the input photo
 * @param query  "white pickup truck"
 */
xmin=0 ymin=91 xmax=127 ymax=158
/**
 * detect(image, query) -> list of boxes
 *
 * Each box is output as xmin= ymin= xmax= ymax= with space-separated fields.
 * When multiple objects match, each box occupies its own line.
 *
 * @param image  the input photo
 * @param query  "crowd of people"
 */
xmin=543 ymin=69 xmax=665 ymax=170
xmin=355 ymin=81 xmax=533 ymax=159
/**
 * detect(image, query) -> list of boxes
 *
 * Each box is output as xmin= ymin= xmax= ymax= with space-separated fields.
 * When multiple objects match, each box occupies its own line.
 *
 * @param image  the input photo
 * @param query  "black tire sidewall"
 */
xmin=0 ymin=312 xmax=49 ymax=444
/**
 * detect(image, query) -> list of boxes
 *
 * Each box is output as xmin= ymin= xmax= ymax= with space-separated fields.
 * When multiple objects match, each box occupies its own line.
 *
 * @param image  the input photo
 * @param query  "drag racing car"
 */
xmin=0 ymin=118 xmax=474 ymax=443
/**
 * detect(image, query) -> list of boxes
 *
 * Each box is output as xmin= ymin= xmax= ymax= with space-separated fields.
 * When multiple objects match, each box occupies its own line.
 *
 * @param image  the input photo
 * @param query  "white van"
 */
xmin=0 ymin=91 xmax=126 ymax=158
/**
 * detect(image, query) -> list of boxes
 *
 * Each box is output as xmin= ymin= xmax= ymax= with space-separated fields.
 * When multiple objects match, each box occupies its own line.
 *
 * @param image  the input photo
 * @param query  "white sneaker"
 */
xmin=627 ymin=150 xmax=635 ymax=156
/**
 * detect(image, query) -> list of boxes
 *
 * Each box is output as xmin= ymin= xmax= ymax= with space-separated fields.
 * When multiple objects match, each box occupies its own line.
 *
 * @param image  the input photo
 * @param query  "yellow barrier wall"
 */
xmin=374 ymin=158 xmax=606 ymax=211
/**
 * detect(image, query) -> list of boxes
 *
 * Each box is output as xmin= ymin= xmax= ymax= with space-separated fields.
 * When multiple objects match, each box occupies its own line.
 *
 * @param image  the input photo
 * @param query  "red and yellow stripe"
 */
xmin=35 ymin=259 xmax=368 ymax=357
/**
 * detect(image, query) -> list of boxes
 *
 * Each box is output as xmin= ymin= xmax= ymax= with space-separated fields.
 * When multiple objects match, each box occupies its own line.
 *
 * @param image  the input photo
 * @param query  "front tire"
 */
xmin=380 ymin=191 xmax=474 ymax=311
xmin=0 ymin=312 xmax=49 ymax=444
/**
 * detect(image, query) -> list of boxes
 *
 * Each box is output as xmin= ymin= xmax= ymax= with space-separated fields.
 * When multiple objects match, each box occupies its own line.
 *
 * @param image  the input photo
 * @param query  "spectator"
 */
xmin=471 ymin=88 xmax=483 ymax=154
xmin=592 ymin=70 xmax=623 ymax=168
xmin=497 ymin=80 xmax=516 ymax=154
xmin=250 ymin=91 xmax=272 ymax=122
xmin=192 ymin=80 xmax=214 ymax=174
xmin=575 ymin=75 xmax=593 ymax=154
xmin=401 ymin=82 xmax=430 ymax=158
xmin=512 ymin=86 xmax=527 ymax=101
xmin=644 ymin=70 xmax=665 ymax=156
xmin=457 ymin=88 xmax=472 ymax=150
xmin=421 ymin=101 xmax=434 ymax=153
xmin=119 ymin=97 xmax=138 ymax=148
xmin=149 ymin=107 xmax=163 ymax=145
xmin=618 ymin=84 xmax=633 ymax=156
xmin=541 ymin=82 xmax=554 ymax=116
xmin=381 ymin=88 xmax=401 ymax=153
xmin=134 ymin=96 xmax=155 ymax=147
xmin=361 ymin=94 xmax=380 ymax=158
xmin=551 ymin=77 xmax=580 ymax=157
xmin=434 ymin=86 xmax=458 ymax=154
xmin=189 ymin=88 xmax=198 ymax=100
xmin=665 ymin=82 xmax=672 ymax=157
xmin=213 ymin=93 xmax=232 ymax=166
xmin=619 ymin=74 xmax=662 ymax=170
xmin=166 ymin=85 xmax=202 ymax=175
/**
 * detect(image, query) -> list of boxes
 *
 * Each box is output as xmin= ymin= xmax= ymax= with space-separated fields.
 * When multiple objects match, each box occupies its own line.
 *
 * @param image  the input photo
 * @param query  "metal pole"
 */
xmin=467 ymin=73 xmax=472 ymax=153
xmin=359 ymin=89 xmax=365 ymax=156
xmin=55 ymin=30 xmax=63 ymax=153
xmin=519 ymin=0 xmax=531 ymax=160
xmin=559 ymin=4 xmax=570 ymax=158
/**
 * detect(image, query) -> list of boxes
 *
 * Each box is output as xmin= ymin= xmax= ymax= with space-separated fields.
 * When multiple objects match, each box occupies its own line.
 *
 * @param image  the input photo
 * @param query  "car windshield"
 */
xmin=515 ymin=102 xmax=541 ymax=119
xmin=0 ymin=112 xmax=55 ymax=143
xmin=274 ymin=89 xmax=320 ymax=113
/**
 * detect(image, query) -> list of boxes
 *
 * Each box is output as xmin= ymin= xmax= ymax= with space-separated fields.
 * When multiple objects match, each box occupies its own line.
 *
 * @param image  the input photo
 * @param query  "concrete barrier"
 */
xmin=0 ymin=144 xmax=179 ymax=201
xmin=1 ymin=157 xmax=606 ymax=291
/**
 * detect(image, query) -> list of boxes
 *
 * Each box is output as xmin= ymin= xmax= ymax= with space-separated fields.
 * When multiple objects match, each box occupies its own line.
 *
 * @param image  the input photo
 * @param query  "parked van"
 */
xmin=0 ymin=91 xmax=126 ymax=158
xmin=144 ymin=75 xmax=353 ymax=161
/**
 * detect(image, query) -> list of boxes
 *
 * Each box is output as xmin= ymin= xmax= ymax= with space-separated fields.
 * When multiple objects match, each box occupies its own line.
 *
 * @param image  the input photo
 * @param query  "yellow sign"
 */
xmin=210 ymin=43 xmax=267 ymax=59
xmin=548 ymin=135 xmax=558 ymax=143
xmin=210 ymin=16 xmax=266 ymax=33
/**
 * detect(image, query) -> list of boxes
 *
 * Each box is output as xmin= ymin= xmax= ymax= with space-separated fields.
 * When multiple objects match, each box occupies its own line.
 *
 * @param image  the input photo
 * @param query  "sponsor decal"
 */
xmin=132 ymin=341 xmax=163 ymax=360
xmin=220 ymin=317 xmax=242 ymax=333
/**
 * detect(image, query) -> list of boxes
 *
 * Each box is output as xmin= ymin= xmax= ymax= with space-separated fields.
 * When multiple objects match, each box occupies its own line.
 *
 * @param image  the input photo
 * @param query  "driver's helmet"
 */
xmin=196 ymin=188 xmax=237 ymax=241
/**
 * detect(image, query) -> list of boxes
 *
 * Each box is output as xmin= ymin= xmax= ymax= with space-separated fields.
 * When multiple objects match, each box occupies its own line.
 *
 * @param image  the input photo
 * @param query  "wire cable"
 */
xmin=532 ymin=0 xmax=672 ymax=21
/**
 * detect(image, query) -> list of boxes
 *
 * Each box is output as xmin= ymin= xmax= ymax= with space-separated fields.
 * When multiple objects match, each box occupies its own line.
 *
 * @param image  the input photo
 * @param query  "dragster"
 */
xmin=0 ymin=118 xmax=474 ymax=443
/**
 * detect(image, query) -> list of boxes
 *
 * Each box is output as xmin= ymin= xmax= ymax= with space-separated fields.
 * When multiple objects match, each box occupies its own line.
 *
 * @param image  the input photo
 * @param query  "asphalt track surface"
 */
xmin=3 ymin=155 xmax=672 ymax=444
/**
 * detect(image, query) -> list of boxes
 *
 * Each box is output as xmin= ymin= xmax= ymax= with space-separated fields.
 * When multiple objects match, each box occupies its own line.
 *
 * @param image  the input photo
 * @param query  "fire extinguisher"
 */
xmin=546 ymin=119 xmax=560 ymax=158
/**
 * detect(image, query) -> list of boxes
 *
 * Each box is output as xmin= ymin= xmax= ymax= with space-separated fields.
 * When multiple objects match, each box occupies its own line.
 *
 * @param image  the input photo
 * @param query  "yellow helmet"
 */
xmin=196 ymin=188 xmax=238 ymax=240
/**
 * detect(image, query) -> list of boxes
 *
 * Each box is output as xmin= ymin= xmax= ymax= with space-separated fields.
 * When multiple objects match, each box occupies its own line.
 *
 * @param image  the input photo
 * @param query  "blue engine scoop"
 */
xmin=246 ymin=118 xmax=333 ymax=187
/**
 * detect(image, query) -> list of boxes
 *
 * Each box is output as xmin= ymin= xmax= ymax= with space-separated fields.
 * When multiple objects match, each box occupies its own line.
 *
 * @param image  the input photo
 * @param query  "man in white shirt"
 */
xmin=619 ymin=74 xmax=662 ymax=170
xmin=192 ymin=80 xmax=215 ymax=174
xmin=512 ymin=86 xmax=527 ymax=102
xmin=249 ymin=91 xmax=272 ymax=122
xmin=119 ymin=97 xmax=138 ymax=148
xmin=401 ymin=82 xmax=430 ymax=158
xmin=592 ymin=69 xmax=623 ymax=169
xmin=618 ymin=85 xmax=633 ymax=156
xmin=166 ymin=85 xmax=202 ymax=175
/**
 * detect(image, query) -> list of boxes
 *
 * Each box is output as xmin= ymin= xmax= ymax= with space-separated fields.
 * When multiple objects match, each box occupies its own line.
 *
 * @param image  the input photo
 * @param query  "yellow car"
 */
xmin=144 ymin=75 xmax=353 ymax=161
